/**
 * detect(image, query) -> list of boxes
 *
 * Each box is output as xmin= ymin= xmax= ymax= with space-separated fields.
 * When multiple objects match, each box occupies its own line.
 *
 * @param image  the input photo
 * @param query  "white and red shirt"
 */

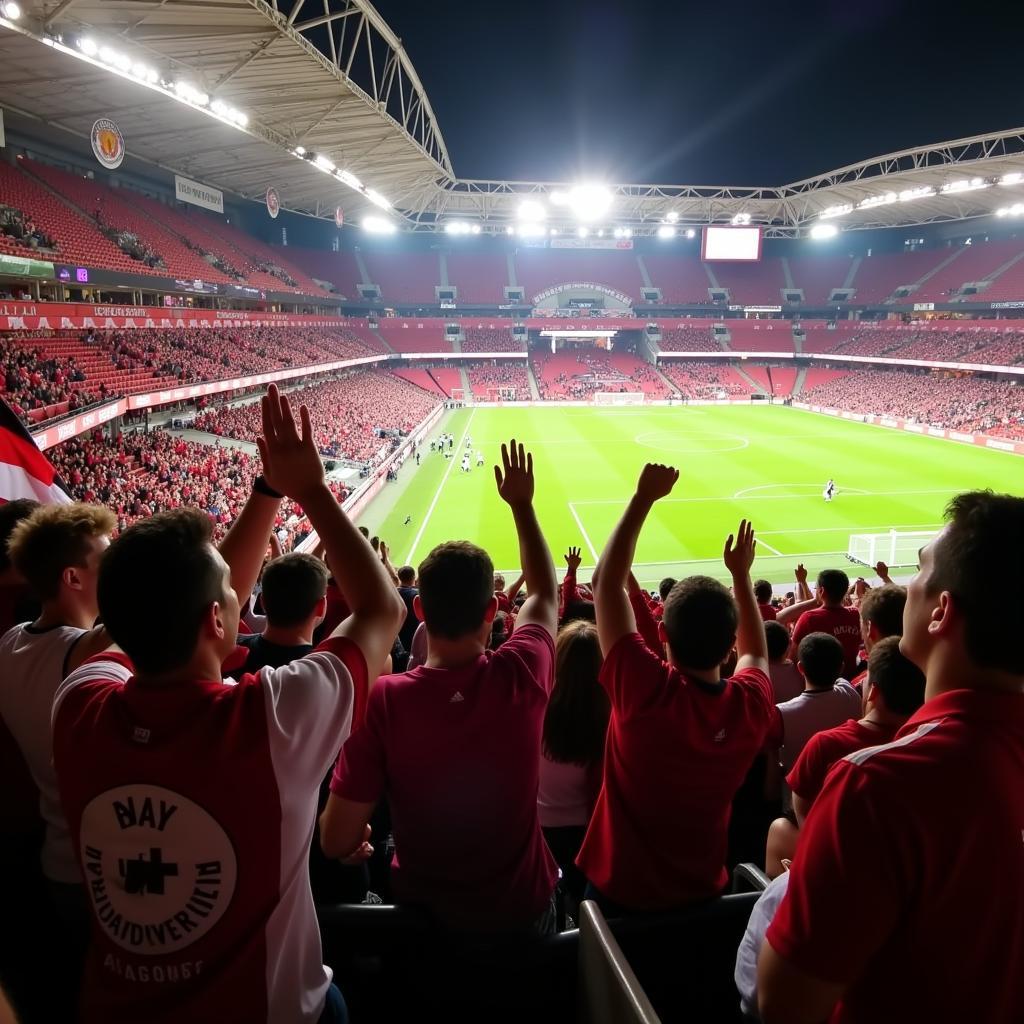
xmin=767 ymin=688 xmax=1024 ymax=1023
xmin=791 ymin=605 xmax=863 ymax=678
xmin=0 ymin=621 xmax=87 ymax=883
xmin=576 ymin=632 xmax=775 ymax=910
xmin=51 ymin=637 xmax=368 ymax=1024
xmin=331 ymin=623 xmax=557 ymax=930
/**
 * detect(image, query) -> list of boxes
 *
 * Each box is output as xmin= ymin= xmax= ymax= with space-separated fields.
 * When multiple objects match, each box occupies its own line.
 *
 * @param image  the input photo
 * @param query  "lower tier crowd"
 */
xmin=0 ymin=383 xmax=1020 ymax=1024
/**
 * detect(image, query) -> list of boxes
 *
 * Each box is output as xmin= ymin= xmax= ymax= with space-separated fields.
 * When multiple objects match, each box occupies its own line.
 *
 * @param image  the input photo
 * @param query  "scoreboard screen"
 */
xmin=701 ymin=226 xmax=763 ymax=262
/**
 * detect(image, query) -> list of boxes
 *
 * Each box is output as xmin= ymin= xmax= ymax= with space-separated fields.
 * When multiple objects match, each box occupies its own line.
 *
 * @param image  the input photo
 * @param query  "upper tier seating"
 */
xmin=0 ymin=161 xmax=139 ymax=270
xmin=656 ymin=324 xmax=720 ymax=352
xmin=446 ymin=249 xmax=510 ymax=304
xmin=461 ymin=327 xmax=525 ymax=352
xmin=710 ymin=259 xmax=787 ymax=305
xmin=849 ymin=249 xmax=951 ymax=304
xmin=514 ymin=249 xmax=646 ymax=304
xmin=724 ymin=321 xmax=795 ymax=352
xmin=913 ymin=240 xmax=1024 ymax=302
xmin=362 ymin=251 xmax=441 ymax=304
xmin=375 ymin=320 xmax=453 ymax=353
xmin=642 ymin=254 xmax=713 ymax=304
xmin=269 ymin=248 xmax=365 ymax=299
xmin=659 ymin=361 xmax=751 ymax=398
xmin=786 ymin=256 xmax=856 ymax=305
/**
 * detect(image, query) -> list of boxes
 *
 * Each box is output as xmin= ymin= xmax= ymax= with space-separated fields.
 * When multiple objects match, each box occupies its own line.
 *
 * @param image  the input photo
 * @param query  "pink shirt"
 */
xmin=332 ymin=623 xmax=558 ymax=930
xmin=538 ymin=755 xmax=592 ymax=828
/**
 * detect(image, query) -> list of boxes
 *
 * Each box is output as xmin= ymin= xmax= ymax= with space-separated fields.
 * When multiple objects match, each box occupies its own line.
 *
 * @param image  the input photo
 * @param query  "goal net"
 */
xmin=594 ymin=391 xmax=645 ymax=406
xmin=847 ymin=529 xmax=939 ymax=569
xmin=450 ymin=387 xmax=470 ymax=404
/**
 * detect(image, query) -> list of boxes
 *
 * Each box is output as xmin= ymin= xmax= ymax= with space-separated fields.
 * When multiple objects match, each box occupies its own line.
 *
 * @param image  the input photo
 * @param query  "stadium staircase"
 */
xmin=732 ymin=365 xmax=767 ymax=395
xmin=703 ymin=261 xmax=722 ymax=291
xmin=908 ymin=246 xmax=967 ymax=295
xmin=979 ymin=248 xmax=1024 ymax=297
xmin=636 ymin=253 xmax=654 ymax=290
xmin=842 ymin=257 xmax=861 ymax=292
xmin=781 ymin=256 xmax=795 ymax=290
xmin=506 ymin=252 xmax=518 ymax=292
xmin=450 ymin=334 xmax=463 ymax=353
xmin=353 ymin=250 xmax=372 ymax=290
xmin=652 ymin=364 xmax=681 ymax=397
xmin=458 ymin=366 xmax=471 ymax=397
xmin=792 ymin=366 xmax=808 ymax=396
xmin=526 ymin=363 xmax=542 ymax=400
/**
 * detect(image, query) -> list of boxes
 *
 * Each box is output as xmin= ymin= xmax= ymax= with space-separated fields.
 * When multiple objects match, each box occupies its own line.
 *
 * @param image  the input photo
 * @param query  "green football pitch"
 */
xmin=357 ymin=404 xmax=1024 ymax=588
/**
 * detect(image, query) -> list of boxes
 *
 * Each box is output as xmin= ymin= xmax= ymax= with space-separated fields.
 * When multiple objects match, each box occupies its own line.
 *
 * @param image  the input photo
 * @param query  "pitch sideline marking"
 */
xmin=755 ymin=537 xmax=785 ymax=556
xmin=571 ymin=487 xmax=958 ymax=507
xmin=405 ymin=407 xmax=477 ymax=565
xmin=568 ymin=502 xmax=600 ymax=563
xmin=732 ymin=483 xmax=870 ymax=499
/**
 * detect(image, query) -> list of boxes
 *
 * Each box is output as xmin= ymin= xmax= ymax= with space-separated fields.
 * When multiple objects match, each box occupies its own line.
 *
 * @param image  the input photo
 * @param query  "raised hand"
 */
xmin=874 ymin=560 xmax=891 ymax=581
xmin=494 ymin=438 xmax=534 ymax=509
xmin=854 ymin=577 xmax=868 ymax=599
xmin=636 ymin=463 xmax=679 ymax=503
xmin=256 ymin=383 xmax=324 ymax=502
xmin=564 ymin=546 xmax=582 ymax=572
xmin=794 ymin=563 xmax=808 ymax=585
xmin=724 ymin=519 xmax=757 ymax=578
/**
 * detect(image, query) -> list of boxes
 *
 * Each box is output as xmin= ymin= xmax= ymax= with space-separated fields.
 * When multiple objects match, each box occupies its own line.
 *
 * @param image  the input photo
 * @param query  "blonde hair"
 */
xmin=7 ymin=503 xmax=116 ymax=599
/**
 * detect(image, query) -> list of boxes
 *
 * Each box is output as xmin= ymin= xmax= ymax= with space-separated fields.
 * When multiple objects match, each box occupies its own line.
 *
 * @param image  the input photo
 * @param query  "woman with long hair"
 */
xmin=538 ymin=619 xmax=609 ymax=909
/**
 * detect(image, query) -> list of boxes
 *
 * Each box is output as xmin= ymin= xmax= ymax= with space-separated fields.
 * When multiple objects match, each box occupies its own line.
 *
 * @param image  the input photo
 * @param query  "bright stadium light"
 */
xmin=897 ymin=186 xmax=934 ymax=202
xmin=362 ymin=216 xmax=396 ymax=234
xmin=996 ymin=204 xmax=1024 ymax=217
xmin=517 ymin=199 xmax=546 ymax=222
xmin=731 ymin=212 xmax=751 ymax=225
xmin=515 ymin=223 xmax=545 ymax=238
xmin=78 ymin=37 xmax=98 ymax=56
xmin=657 ymin=225 xmax=676 ymax=239
xmin=365 ymin=189 xmax=392 ymax=210
xmin=819 ymin=203 xmax=853 ymax=220
xmin=1 ymin=2 xmax=22 ymax=19
xmin=294 ymin=146 xmax=306 ymax=156
xmin=444 ymin=221 xmax=468 ymax=234
xmin=337 ymin=170 xmax=363 ymax=190
xmin=506 ymin=226 xmax=515 ymax=235
xmin=577 ymin=227 xmax=589 ymax=238
xmin=940 ymin=177 xmax=988 ymax=194
xmin=174 ymin=80 xmax=209 ymax=106
xmin=810 ymin=223 xmax=839 ymax=240
xmin=1000 ymin=172 xmax=1024 ymax=187
xmin=685 ymin=228 xmax=696 ymax=239
xmin=665 ymin=211 xmax=679 ymax=223
xmin=613 ymin=228 xmax=623 ymax=238
xmin=566 ymin=184 xmax=613 ymax=221
xmin=313 ymin=154 xmax=335 ymax=173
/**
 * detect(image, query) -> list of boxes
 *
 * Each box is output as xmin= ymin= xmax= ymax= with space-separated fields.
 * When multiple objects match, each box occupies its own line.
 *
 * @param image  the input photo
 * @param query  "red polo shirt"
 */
xmin=766 ymin=688 xmax=1024 ymax=1024
xmin=576 ymin=632 xmax=774 ymax=910
xmin=791 ymin=604 xmax=862 ymax=677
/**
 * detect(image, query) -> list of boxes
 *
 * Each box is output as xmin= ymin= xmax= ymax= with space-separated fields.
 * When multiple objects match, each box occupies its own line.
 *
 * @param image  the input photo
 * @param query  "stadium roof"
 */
xmin=2 ymin=2 xmax=1024 ymax=237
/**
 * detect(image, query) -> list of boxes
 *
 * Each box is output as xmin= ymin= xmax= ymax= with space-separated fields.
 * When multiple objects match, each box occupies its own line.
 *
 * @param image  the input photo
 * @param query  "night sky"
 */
xmin=371 ymin=0 xmax=1024 ymax=186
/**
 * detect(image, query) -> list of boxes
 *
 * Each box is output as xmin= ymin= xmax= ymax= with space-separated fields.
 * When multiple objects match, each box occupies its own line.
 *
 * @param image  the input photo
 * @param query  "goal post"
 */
xmin=847 ymin=529 xmax=939 ymax=569
xmin=594 ymin=391 xmax=645 ymax=406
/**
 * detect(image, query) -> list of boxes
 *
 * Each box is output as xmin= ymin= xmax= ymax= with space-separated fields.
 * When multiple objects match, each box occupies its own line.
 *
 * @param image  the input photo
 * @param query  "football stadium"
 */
xmin=0 ymin=1 xmax=1022 ymax=1022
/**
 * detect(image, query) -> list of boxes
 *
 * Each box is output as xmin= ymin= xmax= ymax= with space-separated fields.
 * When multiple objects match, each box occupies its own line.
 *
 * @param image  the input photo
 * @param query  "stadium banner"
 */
xmin=174 ymin=175 xmax=224 ymax=214
xmin=550 ymin=237 xmax=634 ymax=251
xmin=90 ymin=119 xmax=125 ymax=170
xmin=31 ymin=398 xmax=126 ymax=451
xmin=0 ymin=254 xmax=55 ymax=279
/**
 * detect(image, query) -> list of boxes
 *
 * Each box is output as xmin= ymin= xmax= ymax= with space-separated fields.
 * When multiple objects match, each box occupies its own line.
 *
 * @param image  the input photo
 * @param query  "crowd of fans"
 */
xmin=0 ymin=385 xmax=1018 ymax=1024
xmin=1 ymin=336 xmax=97 ymax=418
xmin=461 ymin=328 xmax=524 ymax=353
xmin=829 ymin=325 xmax=1024 ymax=365
xmin=466 ymin=360 xmax=532 ymax=398
xmin=802 ymin=366 xmax=1024 ymax=437
xmin=0 ymin=205 xmax=55 ymax=251
xmin=657 ymin=325 xmax=720 ymax=352
xmin=195 ymin=372 xmax=437 ymax=464
xmin=660 ymin=360 xmax=749 ymax=397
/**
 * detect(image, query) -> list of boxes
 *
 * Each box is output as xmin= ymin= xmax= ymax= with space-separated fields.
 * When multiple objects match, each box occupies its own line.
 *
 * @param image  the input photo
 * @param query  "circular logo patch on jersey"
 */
xmin=80 ymin=785 xmax=237 ymax=956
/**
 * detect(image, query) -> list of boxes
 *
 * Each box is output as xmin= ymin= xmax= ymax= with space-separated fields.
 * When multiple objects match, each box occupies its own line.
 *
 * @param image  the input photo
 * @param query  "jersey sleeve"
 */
xmin=785 ymin=731 xmax=828 ymax=802
xmin=489 ymin=623 xmax=556 ymax=696
xmin=330 ymin=682 xmax=387 ymax=803
xmin=52 ymin=652 xmax=134 ymax=730
xmin=260 ymin=636 xmax=369 ymax=788
xmin=765 ymin=759 xmax=904 ymax=985
xmin=790 ymin=610 xmax=813 ymax=649
xmin=598 ymin=631 xmax=669 ymax=718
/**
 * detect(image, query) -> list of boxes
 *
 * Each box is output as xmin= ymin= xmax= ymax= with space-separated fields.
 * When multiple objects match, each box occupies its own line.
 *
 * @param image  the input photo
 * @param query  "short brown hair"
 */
xmin=418 ymin=541 xmax=494 ymax=639
xmin=662 ymin=576 xmax=738 ymax=670
xmin=260 ymin=553 xmax=328 ymax=627
xmin=99 ymin=509 xmax=224 ymax=675
xmin=868 ymin=636 xmax=925 ymax=715
xmin=0 ymin=498 xmax=40 ymax=574
xmin=859 ymin=584 xmax=906 ymax=639
xmin=7 ymin=503 xmax=115 ymax=600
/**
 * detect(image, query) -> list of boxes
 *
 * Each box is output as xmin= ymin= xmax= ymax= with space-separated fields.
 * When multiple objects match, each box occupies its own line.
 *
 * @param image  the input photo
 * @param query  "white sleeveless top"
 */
xmin=0 ymin=622 xmax=86 ymax=883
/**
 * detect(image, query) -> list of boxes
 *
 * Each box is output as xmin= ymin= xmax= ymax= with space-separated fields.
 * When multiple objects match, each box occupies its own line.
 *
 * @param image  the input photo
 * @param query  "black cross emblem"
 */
xmin=118 ymin=847 xmax=180 ymax=895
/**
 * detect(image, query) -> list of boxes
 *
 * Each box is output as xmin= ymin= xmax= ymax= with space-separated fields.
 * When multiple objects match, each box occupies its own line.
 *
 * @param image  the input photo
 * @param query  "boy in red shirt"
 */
xmin=577 ymin=463 xmax=774 ymax=913
xmin=790 ymin=569 xmax=861 ymax=677
xmin=321 ymin=439 xmax=560 ymax=933
xmin=759 ymin=491 xmax=1024 ymax=1024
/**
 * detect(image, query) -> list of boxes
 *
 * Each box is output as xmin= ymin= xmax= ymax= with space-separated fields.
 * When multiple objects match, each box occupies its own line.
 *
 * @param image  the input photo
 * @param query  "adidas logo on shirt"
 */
xmin=449 ymin=691 xmax=465 ymax=704
xmin=713 ymin=729 xmax=726 ymax=743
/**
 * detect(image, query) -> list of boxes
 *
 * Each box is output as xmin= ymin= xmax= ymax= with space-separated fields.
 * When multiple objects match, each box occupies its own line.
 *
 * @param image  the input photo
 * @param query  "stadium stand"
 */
xmin=912 ymin=239 xmax=1024 ymax=302
xmin=725 ymin=321 xmax=795 ymax=352
xmin=786 ymin=256 xmax=856 ymax=305
xmin=375 ymin=319 xmax=453 ymax=353
xmin=361 ymin=250 xmax=441 ymax=304
xmin=461 ymin=327 xmax=525 ymax=352
xmin=656 ymin=324 xmax=720 ymax=351
xmin=710 ymin=259 xmax=787 ymax=306
xmin=446 ymin=249 xmax=511 ymax=304
xmin=280 ymin=248 xmax=367 ymax=299
xmin=848 ymin=249 xmax=952 ymax=304
xmin=642 ymin=253 xmax=714 ymax=304
xmin=652 ymin=360 xmax=751 ymax=398
xmin=0 ymin=160 xmax=139 ymax=270
xmin=514 ymin=249 xmax=646 ymax=303
xmin=465 ymin=360 xmax=532 ymax=398
xmin=391 ymin=367 xmax=447 ymax=396
xmin=429 ymin=365 xmax=464 ymax=396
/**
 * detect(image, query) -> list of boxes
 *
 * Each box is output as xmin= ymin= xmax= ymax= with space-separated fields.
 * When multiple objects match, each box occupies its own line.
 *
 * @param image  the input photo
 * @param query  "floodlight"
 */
xmin=294 ymin=146 xmax=306 ymax=156
xmin=365 ymin=189 xmax=392 ymax=210
xmin=362 ymin=216 xmax=396 ymax=234
xmin=549 ymin=191 xmax=567 ymax=206
xmin=337 ymin=170 xmax=362 ymax=190
xmin=597 ymin=229 xmax=604 ymax=237
xmin=471 ymin=224 xmax=481 ymax=235
xmin=810 ymin=223 xmax=838 ymax=240
xmin=550 ymin=228 xmax=559 ymax=236
xmin=444 ymin=222 xmax=465 ymax=234
xmin=506 ymin=226 xmax=515 ymax=235
xmin=666 ymin=211 xmax=679 ymax=223
xmin=657 ymin=225 xmax=676 ymax=239
xmin=235 ymin=112 xmax=249 ymax=127
xmin=731 ymin=212 xmax=751 ymax=225
xmin=517 ymin=200 xmax=546 ymax=222
xmin=517 ymin=223 xmax=546 ymax=238
xmin=623 ymin=227 xmax=633 ymax=238
xmin=1 ymin=2 xmax=22 ymax=19
xmin=566 ymin=184 xmax=612 ymax=221
xmin=685 ymin=228 xmax=695 ymax=239
xmin=577 ymin=227 xmax=589 ymax=238
xmin=78 ymin=37 xmax=98 ymax=56
xmin=1000 ymin=172 xmax=1023 ymax=187
xmin=314 ymin=154 xmax=335 ymax=173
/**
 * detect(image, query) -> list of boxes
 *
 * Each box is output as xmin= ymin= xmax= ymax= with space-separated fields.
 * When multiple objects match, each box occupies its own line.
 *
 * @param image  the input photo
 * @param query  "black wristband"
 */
xmin=253 ymin=475 xmax=283 ymax=499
